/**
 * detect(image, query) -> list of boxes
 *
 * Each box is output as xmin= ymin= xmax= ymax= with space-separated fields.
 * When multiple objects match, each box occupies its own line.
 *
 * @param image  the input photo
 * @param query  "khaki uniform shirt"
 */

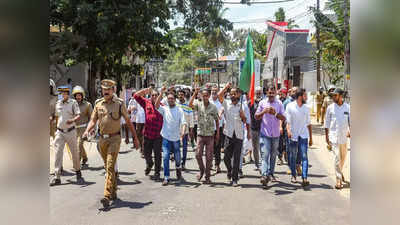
xmin=76 ymin=100 xmax=93 ymax=128
xmin=92 ymin=96 xmax=129 ymax=135
xmin=193 ymin=100 xmax=219 ymax=137
xmin=55 ymin=98 xmax=80 ymax=130
xmin=316 ymin=92 xmax=325 ymax=105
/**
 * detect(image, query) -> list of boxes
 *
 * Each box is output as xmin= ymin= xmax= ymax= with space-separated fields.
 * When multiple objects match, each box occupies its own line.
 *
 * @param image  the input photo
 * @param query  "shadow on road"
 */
xmin=117 ymin=171 xmax=136 ymax=176
xmin=102 ymin=200 xmax=153 ymax=211
xmin=118 ymin=179 xmax=142 ymax=186
xmin=119 ymin=150 xmax=133 ymax=154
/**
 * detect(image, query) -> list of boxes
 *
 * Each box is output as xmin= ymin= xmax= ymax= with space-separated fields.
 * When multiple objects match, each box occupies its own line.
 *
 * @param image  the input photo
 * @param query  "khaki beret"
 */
xmin=101 ymin=79 xmax=116 ymax=89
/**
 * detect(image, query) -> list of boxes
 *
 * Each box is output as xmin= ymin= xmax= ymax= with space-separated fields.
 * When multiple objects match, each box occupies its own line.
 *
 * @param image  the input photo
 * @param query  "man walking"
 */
xmin=72 ymin=86 xmax=93 ymax=166
xmin=50 ymin=86 xmax=83 ymax=186
xmin=286 ymin=88 xmax=313 ymax=186
xmin=129 ymin=92 xmax=145 ymax=156
xmin=255 ymin=85 xmax=286 ymax=187
xmin=218 ymin=83 xmax=250 ymax=187
xmin=248 ymin=87 xmax=263 ymax=171
xmin=189 ymin=87 xmax=219 ymax=184
xmin=134 ymin=86 xmax=164 ymax=180
xmin=155 ymin=86 xmax=186 ymax=186
xmin=83 ymin=79 xmax=140 ymax=209
xmin=210 ymin=86 xmax=224 ymax=173
xmin=177 ymin=89 xmax=194 ymax=171
xmin=324 ymin=88 xmax=350 ymax=189
xmin=316 ymin=87 xmax=326 ymax=124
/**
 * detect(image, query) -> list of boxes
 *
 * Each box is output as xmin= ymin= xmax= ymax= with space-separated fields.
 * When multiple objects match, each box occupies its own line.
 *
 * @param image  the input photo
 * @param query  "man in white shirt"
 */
xmin=286 ymin=88 xmax=313 ymax=186
xmin=129 ymin=93 xmax=145 ymax=156
xmin=324 ymin=88 xmax=350 ymax=189
xmin=177 ymin=89 xmax=194 ymax=170
xmin=156 ymin=86 xmax=187 ymax=186
xmin=218 ymin=83 xmax=251 ymax=187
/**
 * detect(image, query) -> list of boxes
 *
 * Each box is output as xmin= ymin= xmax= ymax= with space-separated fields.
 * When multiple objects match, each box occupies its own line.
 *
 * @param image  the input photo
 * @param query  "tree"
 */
xmin=274 ymin=7 xmax=286 ymax=22
xmin=202 ymin=5 xmax=233 ymax=88
xmin=232 ymin=29 xmax=267 ymax=60
xmin=50 ymin=0 xmax=231 ymax=101
xmin=310 ymin=0 xmax=350 ymax=87
xmin=287 ymin=19 xmax=299 ymax=29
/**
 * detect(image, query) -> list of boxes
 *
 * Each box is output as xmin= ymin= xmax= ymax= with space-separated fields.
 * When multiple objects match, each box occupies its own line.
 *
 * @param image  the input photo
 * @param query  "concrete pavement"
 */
xmin=50 ymin=119 xmax=350 ymax=225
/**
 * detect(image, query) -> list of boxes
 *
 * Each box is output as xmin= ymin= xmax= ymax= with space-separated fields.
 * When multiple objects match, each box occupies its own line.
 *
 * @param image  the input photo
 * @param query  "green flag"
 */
xmin=239 ymin=34 xmax=255 ymax=105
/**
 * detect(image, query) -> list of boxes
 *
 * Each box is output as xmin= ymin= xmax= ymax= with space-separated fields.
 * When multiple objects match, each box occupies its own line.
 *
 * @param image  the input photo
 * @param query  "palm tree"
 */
xmin=203 ymin=5 xmax=233 ymax=88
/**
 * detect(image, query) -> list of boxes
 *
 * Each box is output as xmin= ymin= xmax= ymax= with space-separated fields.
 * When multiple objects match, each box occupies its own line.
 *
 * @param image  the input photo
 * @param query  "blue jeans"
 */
xmin=260 ymin=135 xmax=279 ymax=177
xmin=288 ymin=137 xmax=309 ymax=179
xmin=162 ymin=138 xmax=181 ymax=180
xmin=181 ymin=134 xmax=188 ymax=166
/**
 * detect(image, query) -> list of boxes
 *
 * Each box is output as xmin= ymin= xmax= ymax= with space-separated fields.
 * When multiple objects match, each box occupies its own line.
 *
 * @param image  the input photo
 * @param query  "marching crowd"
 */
xmin=49 ymin=79 xmax=350 ymax=209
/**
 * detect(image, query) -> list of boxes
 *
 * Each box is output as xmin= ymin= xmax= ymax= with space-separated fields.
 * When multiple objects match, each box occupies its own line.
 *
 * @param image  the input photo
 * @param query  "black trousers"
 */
xmin=143 ymin=137 xmax=162 ymax=175
xmin=214 ymin=127 xmax=225 ymax=166
xmin=224 ymin=133 xmax=243 ymax=182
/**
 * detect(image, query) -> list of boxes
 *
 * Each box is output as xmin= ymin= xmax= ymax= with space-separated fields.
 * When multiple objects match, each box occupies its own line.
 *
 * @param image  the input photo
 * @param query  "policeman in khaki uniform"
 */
xmin=315 ymin=86 xmax=326 ymax=124
xmin=83 ymin=79 xmax=140 ymax=209
xmin=72 ymin=86 xmax=93 ymax=165
xmin=50 ymin=86 xmax=84 ymax=186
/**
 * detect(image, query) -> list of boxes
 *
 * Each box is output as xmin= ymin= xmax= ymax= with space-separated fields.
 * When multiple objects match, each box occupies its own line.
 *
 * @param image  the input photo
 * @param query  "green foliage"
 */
xmin=310 ymin=0 xmax=350 ymax=85
xmin=274 ymin=7 xmax=286 ymax=22
xmin=232 ymin=29 xmax=267 ymax=60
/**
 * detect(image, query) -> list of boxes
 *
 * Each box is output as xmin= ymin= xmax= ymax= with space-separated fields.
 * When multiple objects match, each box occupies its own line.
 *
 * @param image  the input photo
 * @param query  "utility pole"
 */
xmin=216 ymin=40 xmax=220 ymax=89
xmin=316 ymin=0 xmax=321 ymax=89
xmin=343 ymin=0 xmax=350 ymax=95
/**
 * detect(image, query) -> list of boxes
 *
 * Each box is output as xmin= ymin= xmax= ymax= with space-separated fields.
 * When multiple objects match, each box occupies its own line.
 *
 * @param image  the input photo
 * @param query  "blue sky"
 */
xmin=223 ymin=0 xmax=328 ymax=33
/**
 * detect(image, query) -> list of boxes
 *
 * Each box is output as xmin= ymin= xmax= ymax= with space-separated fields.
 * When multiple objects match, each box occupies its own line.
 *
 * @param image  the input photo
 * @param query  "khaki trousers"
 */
xmin=316 ymin=103 xmax=323 ymax=122
xmin=333 ymin=143 xmax=348 ymax=180
xmin=76 ymin=127 xmax=88 ymax=161
xmin=98 ymin=135 xmax=121 ymax=199
xmin=53 ymin=129 xmax=80 ymax=178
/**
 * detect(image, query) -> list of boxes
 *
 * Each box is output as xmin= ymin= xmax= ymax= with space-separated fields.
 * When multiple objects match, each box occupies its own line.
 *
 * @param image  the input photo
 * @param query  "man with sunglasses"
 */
xmin=133 ymin=86 xmax=164 ymax=180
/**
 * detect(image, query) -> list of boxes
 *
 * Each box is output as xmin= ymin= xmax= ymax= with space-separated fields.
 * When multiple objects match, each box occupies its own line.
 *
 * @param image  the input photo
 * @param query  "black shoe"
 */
xmin=239 ymin=170 xmax=244 ymax=178
xmin=145 ymin=167 xmax=151 ymax=176
xmin=153 ymin=173 xmax=160 ymax=181
xmin=81 ymin=158 xmax=88 ymax=166
xmin=50 ymin=178 xmax=61 ymax=186
xmin=100 ymin=198 xmax=110 ymax=209
xmin=176 ymin=168 xmax=182 ymax=180
xmin=76 ymin=171 xmax=84 ymax=184
xmin=227 ymin=173 xmax=232 ymax=182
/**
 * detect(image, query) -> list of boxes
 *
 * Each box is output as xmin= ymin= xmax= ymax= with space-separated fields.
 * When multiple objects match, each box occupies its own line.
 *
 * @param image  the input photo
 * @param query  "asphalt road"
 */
xmin=50 ymin=124 xmax=350 ymax=225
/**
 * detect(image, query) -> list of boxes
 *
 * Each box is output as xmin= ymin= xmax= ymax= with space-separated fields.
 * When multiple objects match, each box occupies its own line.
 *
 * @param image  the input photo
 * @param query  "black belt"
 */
xmin=57 ymin=126 xmax=75 ymax=133
xmin=100 ymin=131 xmax=121 ymax=139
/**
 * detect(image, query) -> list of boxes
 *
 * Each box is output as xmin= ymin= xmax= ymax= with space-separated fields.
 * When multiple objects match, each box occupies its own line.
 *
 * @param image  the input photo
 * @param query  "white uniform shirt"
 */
xmin=285 ymin=101 xmax=311 ymax=141
xmin=324 ymin=103 xmax=350 ymax=144
xmin=157 ymin=105 xmax=186 ymax=142
xmin=222 ymin=99 xmax=250 ymax=140
xmin=55 ymin=98 xmax=80 ymax=130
